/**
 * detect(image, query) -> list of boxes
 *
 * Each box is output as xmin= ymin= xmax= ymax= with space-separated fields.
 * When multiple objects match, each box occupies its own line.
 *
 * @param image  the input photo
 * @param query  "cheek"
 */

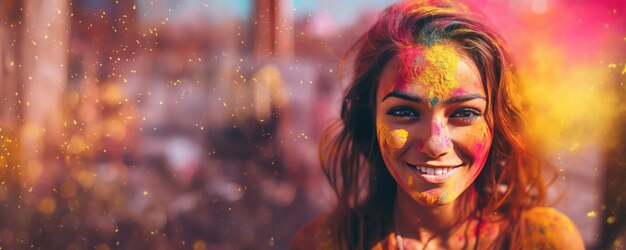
xmin=473 ymin=138 xmax=491 ymax=164
xmin=416 ymin=140 xmax=424 ymax=152
xmin=474 ymin=129 xmax=492 ymax=162
xmin=469 ymin=137 xmax=491 ymax=180
xmin=389 ymin=129 xmax=409 ymax=150
xmin=453 ymin=126 xmax=492 ymax=166
xmin=466 ymin=127 xmax=492 ymax=180
xmin=376 ymin=122 xmax=409 ymax=158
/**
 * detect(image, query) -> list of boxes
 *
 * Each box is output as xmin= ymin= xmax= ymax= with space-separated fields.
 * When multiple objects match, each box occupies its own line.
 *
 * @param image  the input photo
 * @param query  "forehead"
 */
xmin=377 ymin=44 xmax=484 ymax=101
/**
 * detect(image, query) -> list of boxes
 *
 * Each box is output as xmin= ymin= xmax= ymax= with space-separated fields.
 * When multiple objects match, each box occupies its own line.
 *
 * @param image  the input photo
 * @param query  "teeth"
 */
xmin=416 ymin=166 xmax=453 ymax=175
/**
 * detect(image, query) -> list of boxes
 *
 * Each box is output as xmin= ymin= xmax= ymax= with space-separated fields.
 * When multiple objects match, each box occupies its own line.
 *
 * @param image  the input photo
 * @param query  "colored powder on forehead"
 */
xmin=391 ymin=44 xmax=462 ymax=105
xmin=451 ymin=87 xmax=467 ymax=96
xmin=393 ymin=47 xmax=426 ymax=92
xmin=470 ymin=127 xmax=491 ymax=178
xmin=430 ymin=96 xmax=439 ymax=106
xmin=420 ymin=43 xmax=462 ymax=102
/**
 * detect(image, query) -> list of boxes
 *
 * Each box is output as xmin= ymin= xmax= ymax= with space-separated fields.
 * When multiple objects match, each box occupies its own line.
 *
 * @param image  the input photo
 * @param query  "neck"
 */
xmin=393 ymin=188 xmax=475 ymax=242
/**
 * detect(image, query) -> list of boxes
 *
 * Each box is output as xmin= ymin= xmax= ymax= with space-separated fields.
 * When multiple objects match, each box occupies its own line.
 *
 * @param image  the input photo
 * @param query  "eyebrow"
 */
xmin=382 ymin=91 xmax=423 ymax=103
xmin=442 ymin=94 xmax=487 ymax=105
xmin=382 ymin=90 xmax=486 ymax=104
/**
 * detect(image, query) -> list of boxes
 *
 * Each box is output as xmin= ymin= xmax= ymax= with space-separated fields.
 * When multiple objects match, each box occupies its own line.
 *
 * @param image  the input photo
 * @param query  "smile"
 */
xmin=415 ymin=166 xmax=454 ymax=175
xmin=406 ymin=163 xmax=462 ymax=183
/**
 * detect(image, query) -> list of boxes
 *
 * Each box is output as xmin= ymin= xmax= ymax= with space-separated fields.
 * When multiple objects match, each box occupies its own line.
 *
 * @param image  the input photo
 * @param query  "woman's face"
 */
xmin=375 ymin=43 xmax=492 ymax=206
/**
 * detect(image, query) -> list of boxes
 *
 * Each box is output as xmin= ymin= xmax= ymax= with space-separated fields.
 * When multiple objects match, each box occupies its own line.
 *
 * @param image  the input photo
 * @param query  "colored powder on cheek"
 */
xmin=416 ymin=140 xmax=425 ymax=152
xmin=407 ymin=176 xmax=413 ymax=187
xmin=473 ymin=141 xmax=486 ymax=164
xmin=389 ymin=129 xmax=409 ymax=150
xmin=470 ymin=141 xmax=487 ymax=180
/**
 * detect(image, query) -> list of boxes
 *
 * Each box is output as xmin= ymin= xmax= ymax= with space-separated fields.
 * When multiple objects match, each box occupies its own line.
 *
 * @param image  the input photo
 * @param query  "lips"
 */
xmin=415 ymin=166 xmax=454 ymax=175
xmin=406 ymin=163 xmax=462 ymax=183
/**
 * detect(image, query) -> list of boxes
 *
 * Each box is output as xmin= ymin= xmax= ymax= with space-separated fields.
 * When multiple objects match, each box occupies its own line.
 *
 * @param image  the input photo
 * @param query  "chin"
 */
xmin=407 ymin=189 xmax=456 ymax=206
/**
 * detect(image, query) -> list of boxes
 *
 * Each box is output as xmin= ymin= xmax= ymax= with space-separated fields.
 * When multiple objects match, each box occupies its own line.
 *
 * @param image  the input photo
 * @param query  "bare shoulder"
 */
xmin=522 ymin=207 xmax=585 ymax=250
xmin=291 ymin=213 xmax=338 ymax=250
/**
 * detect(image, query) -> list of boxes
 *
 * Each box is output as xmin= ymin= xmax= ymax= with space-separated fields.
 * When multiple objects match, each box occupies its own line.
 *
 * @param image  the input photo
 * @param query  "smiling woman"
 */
xmin=291 ymin=0 xmax=585 ymax=249
xmin=376 ymin=43 xmax=491 ymax=207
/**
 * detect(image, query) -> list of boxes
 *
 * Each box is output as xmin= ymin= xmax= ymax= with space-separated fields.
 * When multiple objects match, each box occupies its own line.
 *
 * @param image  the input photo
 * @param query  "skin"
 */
xmin=376 ymin=43 xmax=491 ymax=207
xmin=521 ymin=207 xmax=585 ymax=250
xmin=290 ymin=43 xmax=585 ymax=250
xmin=290 ymin=208 xmax=585 ymax=250
xmin=375 ymin=43 xmax=493 ymax=249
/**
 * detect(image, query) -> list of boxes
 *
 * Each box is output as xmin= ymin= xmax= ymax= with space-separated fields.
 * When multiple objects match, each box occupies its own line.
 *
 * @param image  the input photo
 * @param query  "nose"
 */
xmin=420 ymin=119 xmax=452 ymax=159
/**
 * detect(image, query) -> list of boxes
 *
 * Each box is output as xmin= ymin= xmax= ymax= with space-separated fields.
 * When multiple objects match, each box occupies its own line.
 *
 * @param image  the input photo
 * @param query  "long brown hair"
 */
xmin=319 ymin=0 xmax=549 ymax=249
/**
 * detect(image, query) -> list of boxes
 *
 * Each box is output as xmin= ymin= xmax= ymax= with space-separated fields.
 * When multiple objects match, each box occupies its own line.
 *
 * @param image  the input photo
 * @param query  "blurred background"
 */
xmin=0 ymin=0 xmax=624 ymax=249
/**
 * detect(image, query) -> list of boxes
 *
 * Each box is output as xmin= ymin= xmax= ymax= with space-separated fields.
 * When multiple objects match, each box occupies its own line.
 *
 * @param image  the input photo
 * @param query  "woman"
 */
xmin=292 ymin=0 xmax=585 ymax=249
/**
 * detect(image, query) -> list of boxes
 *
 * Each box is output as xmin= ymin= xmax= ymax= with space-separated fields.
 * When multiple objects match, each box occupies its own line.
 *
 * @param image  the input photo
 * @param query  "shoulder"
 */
xmin=291 ymin=213 xmax=338 ymax=250
xmin=522 ymin=207 xmax=585 ymax=250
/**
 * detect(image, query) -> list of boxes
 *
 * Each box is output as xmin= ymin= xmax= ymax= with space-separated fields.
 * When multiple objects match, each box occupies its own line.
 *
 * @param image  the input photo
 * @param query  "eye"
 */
xmin=386 ymin=106 xmax=420 ymax=119
xmin=450 ymin=108 xmax=481 ymax=123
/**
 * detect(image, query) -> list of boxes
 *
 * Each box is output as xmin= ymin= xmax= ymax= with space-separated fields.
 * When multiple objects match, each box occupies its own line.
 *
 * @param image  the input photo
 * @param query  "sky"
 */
xmin=137 ymin=0 xmax=399 ymax=26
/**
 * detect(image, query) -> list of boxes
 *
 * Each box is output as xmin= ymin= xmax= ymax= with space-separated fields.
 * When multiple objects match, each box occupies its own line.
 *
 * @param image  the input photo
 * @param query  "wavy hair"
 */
xmin=319 ymin=0 xmax=549 ymax=249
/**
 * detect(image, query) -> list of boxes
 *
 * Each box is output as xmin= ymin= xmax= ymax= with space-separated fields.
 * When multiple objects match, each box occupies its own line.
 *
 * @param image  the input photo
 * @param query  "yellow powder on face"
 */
xmin=412 ymin=191 xmax=438 ymax=206
xmin=414 ymin=43 xmax=461 ymax=105
xmin=388 ymin=129 xmax=408 ymax=150
xmin=407 ymin=176 xmax=413 ymax=187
